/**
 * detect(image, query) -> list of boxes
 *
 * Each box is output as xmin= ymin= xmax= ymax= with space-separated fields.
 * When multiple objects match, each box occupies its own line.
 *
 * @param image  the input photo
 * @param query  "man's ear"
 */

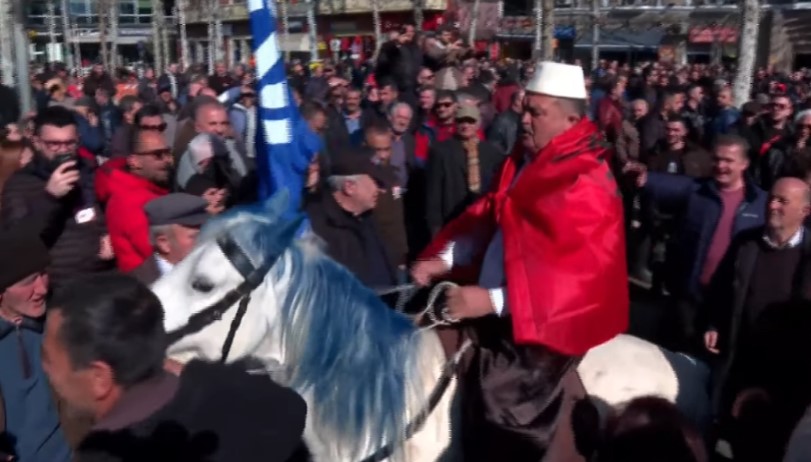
xmin=155 ymin=233 xmax=172 ymax=255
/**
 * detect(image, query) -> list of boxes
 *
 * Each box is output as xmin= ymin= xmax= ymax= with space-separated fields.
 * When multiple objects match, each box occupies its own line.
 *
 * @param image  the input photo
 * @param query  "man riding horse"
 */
xmin=412 ymin=61 xmax=629 ymax=461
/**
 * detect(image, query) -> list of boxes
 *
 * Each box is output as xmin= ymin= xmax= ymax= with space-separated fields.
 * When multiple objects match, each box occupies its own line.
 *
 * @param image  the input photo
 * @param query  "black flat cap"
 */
xmin=331 ymin=148 xmax=397 ymax=187
xmin=0 ymin=224 xmax=49 ymax=292
xmin=145 ymin=193 xmax=210 ymax=227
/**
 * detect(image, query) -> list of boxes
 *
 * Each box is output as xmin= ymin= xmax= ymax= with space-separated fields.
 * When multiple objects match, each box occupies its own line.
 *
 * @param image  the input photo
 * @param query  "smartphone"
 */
xmin=52 ymin=153 xmax=76 ymax=170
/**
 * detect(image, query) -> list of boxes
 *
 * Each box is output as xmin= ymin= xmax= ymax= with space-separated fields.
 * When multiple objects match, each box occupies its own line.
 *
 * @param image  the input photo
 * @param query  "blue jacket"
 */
xmin=0 ymin=318 xmax=71 ymax=461
xmin=644 ymin=173 xmax=767 ymax=301
xmin=75 ymin=114 xmax=105 ymax=155
xmin=708 ymin=107 xmax=741 ymax=139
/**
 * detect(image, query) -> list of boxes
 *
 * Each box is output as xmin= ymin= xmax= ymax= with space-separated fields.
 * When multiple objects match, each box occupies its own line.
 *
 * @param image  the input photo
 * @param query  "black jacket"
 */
xmin=74 ymin=361 xmax=308 ymax=462
xmin=0 ymin=154 xmax=111 ymax=288
xmin=704 ymin=227 xmax=811 ymax=411
xmin=306 ymin=190 xmax=396 ymax=288
xmin=486 ymin=109 xmax=521 ymax=155
xmin=425 ymin=138 xmax=504 ymax=234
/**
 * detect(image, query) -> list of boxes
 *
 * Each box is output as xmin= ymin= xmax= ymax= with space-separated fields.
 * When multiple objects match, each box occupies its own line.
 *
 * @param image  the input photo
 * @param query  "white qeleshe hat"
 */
xmin=525 ymin=61 xmax=587 ymax=100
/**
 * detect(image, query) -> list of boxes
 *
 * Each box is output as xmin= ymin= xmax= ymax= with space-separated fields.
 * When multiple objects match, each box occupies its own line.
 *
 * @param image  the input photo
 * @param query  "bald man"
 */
xmin=703 ymin=176 xmax=811 ymax=422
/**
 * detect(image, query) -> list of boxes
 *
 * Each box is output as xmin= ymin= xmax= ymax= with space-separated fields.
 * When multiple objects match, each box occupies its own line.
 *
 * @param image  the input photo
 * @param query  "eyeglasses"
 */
xmin=135 ymin=147 xmax=172 ymax=160
xmin=139 ymin=122 xmax=167 ymax=132
xmin=40 ymin=139 xmax=78 ymax=150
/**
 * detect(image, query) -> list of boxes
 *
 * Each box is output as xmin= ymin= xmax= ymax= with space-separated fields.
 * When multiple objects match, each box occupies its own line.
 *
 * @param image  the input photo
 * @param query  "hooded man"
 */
xmin=412 ymin=62 xmax=629 ymax=461
xmin=0 ymin=226 xmax=72 ymax=462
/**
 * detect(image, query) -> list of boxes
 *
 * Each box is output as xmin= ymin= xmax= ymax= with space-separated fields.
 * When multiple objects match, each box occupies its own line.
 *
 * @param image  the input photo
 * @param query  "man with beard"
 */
xmin=0 ymin=226 xmax=72 ymax=462
xmin=413 ymin=62 xmax=628 ymax=461
xmin=42 ymin=274 xmax=308 ymax=462
xmin=105 ymin=129 xmax=173 ymax=272
xmin=1 ymin=107 xmax=113 ymax=288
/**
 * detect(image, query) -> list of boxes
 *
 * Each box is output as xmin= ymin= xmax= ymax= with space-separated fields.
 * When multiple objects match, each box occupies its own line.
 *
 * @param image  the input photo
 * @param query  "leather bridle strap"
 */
xmin=357 ymin=339 xmax=473 ymax=462
xmin=165 ymin=235 xmax=276 ymax=362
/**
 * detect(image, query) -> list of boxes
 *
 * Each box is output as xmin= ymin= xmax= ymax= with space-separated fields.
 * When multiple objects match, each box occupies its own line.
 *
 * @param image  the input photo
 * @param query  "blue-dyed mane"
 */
xmin=198 ymin=202 xmax=424 ymax=459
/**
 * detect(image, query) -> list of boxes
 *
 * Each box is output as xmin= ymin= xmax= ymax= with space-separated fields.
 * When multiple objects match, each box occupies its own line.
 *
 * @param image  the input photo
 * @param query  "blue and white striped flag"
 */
xmin=249 ymin=0 xmax=321 ymax=220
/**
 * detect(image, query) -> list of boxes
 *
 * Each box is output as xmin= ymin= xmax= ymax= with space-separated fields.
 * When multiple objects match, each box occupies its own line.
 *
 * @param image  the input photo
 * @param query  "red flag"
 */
xmin=421 ymin=119 xmax=629 ymax=355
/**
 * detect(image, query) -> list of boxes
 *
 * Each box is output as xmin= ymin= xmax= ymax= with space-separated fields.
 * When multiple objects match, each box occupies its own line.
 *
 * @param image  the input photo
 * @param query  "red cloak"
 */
xmin=421 ymin=119 xmax=629 ymax=355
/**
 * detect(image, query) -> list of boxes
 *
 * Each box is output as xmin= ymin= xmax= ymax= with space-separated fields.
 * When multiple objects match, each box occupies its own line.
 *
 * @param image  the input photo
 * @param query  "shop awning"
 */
xmin=575 ymin=27 xmax=665 ymax=51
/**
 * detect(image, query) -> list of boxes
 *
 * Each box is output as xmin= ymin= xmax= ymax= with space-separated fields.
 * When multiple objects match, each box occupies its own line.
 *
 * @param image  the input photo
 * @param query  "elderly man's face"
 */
xmin=389 ymin=106 xmax=412 ymax=134
xmin=1 ymin=272 xmax=48 ymax=320
xmin=195 ymin=106 xmax=230 ymax=137
xmin=158 ymin=224 xmax=201 ymax=264
xmin=521 ymin=94 xmax=576 ymax=151
xmin=767 ymin=178 xmax=811 ymax=235
xmin=345 ymin=90 xmax=362 ymax=113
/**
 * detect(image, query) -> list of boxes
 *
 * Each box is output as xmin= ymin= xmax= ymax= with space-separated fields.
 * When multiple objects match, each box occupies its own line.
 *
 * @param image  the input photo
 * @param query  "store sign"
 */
xmin=498 ymin=17 xmax=575 ymax=39
xmin=688 ymin=26 xmax=738 ymax=44
xmin=119 ymin=28 xmax=152 ymax=36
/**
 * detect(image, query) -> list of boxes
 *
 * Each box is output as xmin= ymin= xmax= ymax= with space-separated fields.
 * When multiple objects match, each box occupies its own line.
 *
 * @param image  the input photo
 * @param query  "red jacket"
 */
xmin=101 ymin=164 xmax=169 ymax=272
xmin=421 ymin=119 xmax=629 ymax=355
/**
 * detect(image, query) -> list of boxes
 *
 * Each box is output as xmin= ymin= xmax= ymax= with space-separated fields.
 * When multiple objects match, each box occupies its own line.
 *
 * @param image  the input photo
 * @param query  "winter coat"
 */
xmin=0 ymin=152 xmax=111 ymax=288
xmin=101 ymin=165 xmax=169 ymax=272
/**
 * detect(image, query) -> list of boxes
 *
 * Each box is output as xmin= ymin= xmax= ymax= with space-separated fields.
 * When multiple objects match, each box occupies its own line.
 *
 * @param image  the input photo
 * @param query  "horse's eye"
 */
xmin=191 ymin=278 xmax=214 ymax=293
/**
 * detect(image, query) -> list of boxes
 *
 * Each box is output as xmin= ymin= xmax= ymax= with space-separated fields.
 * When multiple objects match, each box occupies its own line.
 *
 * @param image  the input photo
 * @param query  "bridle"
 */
xmin=163 ymin=231 xmax=467 ymax=461
xmin=165 ymin=234 xmax=278 ymax=363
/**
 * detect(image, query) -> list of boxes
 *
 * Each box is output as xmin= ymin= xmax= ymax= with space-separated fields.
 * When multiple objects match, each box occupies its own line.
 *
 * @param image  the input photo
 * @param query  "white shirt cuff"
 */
xmin=489 ymin=287 xmax=508 ymax=316
xmin=438 ymin=242 xmax=455 ymax=269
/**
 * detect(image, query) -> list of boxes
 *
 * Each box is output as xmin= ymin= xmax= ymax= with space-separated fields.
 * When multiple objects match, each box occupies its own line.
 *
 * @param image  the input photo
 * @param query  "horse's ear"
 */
xmin=263 ymin=189 xmax=291 ymax=218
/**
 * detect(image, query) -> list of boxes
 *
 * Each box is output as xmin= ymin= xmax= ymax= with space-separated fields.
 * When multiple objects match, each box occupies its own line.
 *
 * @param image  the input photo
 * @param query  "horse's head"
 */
xmin=152 ymin=191 xmax=301 ymax=364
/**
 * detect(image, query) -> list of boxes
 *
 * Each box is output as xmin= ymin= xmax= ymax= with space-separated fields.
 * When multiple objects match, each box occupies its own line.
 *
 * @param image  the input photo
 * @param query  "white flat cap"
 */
xmin=526 ymin=61 xmax=587 ymax=100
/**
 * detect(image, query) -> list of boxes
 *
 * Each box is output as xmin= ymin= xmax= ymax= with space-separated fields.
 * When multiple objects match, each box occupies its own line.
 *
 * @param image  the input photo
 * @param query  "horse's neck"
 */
xmin=301 ymin=330 xmax=448 ymax=461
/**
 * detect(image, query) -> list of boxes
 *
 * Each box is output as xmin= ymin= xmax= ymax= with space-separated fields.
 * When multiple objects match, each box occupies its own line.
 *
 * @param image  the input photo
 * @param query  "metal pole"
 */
xmin=0 ymin=0 xmax=15 ymax=86
xmin=591 ymin=0 xmax=600 ymax=70
xmin=12 ymin=0 xmax=31 ymax=114
xmin=46 ymin=0 xmax=57 ymax=62
xmin=176 ymin=0 xmax=190 ymax=70
xmin=60 ymin=0 xmax=74 ymax=69
xmin=280 ymin=0 xmax=291 ymax=61
xmin=152 ymin=0 xmax=163 ymax=73
xmin=468 ymin=0 xmax=481 ymax=47
xmin=109 ymin=1 xmax=119 ymax=69
xmin=533 ymin=0 xmax=542 ymax=60
xmin=305 ymin=0 xmax=318 ymax=62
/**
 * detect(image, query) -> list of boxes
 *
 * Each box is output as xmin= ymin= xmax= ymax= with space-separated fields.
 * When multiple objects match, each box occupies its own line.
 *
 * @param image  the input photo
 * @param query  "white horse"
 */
xmin=152 ymin=193 xmax=712 ymax=462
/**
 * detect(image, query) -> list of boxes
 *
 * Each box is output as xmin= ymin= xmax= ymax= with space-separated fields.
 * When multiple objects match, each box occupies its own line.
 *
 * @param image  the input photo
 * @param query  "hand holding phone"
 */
xmin=46 ymin=161 xmax=80 ymax=198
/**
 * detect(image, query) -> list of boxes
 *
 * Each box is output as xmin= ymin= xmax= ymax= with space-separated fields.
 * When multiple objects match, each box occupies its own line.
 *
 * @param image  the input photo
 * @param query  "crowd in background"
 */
xmin=5 ymin=20 xmax=811 ymax=462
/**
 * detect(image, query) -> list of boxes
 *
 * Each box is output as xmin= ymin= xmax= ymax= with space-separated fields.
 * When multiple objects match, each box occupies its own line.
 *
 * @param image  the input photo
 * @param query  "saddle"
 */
xmin=432 ymin=318 xmax=592 ymax=462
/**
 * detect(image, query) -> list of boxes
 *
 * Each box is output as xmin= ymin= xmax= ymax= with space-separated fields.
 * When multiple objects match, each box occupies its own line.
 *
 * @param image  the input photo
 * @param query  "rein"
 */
xmin=356 ymin=282 xmax=468 ymax=462
xmin=165 ymin=235 xmax=277 ymax=363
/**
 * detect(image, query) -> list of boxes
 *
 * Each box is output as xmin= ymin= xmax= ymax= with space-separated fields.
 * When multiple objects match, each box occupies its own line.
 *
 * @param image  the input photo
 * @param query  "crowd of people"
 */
xmin=3 ymin=20 xmax=811 ymax=462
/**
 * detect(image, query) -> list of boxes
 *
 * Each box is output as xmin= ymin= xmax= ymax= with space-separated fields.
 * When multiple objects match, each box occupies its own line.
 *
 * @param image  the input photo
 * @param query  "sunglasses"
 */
xmin=135 ymin=147 xmax=172 ymax=160
xmin=139 ymin=122 xmax=167 ymax=132
xmin=770 ymin=102 xmax=790 ymax=110
xmin=242 ymin=93 xmax=257 ymax=98
xmin=436 ymin=102 xmax=454 ymax=108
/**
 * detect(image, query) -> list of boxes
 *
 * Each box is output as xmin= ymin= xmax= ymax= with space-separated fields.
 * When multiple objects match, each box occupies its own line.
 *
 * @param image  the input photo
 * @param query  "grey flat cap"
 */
xmin=145 ymin=193 xmax=210 ymax=227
